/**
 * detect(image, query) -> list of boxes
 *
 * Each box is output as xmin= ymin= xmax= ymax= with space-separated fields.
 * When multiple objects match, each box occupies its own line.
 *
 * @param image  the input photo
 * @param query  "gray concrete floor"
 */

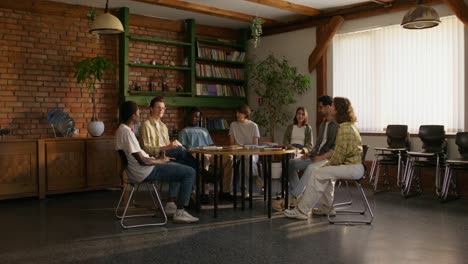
xmin=0 ymin=189 xmax=466 ymax=264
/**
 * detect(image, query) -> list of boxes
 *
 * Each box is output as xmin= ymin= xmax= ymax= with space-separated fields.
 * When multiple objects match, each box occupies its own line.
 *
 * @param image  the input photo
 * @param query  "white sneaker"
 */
xmin=173 ymin=209 xmax=199 ymax=224
xmin=288 ymin=195 xmax=298 ymax=208
xmin=312 ymin=206 xmax=336 ymax=216
xmin=164 ymin=202 xmax=177 ymax=216
xmin=284 ymin=207 xmax=308 ymax=220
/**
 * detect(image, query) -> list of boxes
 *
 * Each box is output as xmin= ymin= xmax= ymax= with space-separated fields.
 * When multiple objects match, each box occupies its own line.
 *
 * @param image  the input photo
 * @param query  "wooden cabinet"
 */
xmin=45 ymin=140 xmax=85 ymax=192
xmin=0 ymin=141 xmax=38 ymax=199
xmin=86 ymin=139 xmax=120 ymax=187
xmin=0 ymin=137 xmax=119 ymax=200
xmin=40 ymin=137 xmax=120 ymax=197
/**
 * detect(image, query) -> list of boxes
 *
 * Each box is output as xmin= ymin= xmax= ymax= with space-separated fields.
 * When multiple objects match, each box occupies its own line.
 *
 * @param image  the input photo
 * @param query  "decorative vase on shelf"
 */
xmin=88 ymin=121 xmax=105 ymax=137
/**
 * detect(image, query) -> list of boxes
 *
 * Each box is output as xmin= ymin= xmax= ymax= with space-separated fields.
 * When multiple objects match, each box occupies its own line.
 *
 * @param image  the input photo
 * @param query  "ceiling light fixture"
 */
xmin=89 ymin=0 xmax=124 ymax=34
xmin=401 ymin=0 xmax=441 ymax=29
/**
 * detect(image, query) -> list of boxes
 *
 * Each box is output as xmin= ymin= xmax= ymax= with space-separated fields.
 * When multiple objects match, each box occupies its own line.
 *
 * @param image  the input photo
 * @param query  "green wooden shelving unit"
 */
xmin=118 ymin=7 xmax=248 ymax=108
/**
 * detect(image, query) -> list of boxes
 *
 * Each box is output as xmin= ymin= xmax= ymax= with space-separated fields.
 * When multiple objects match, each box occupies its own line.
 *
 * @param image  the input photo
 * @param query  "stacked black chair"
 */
xmin=115 ymin=150 xmax=167 ymax=228
xmin=402 ymin=125 xmax=447 ymax=198
xmin=440 ymin=132 xmax=468 ymax=201
xmin=369 ymin=125 xmax=410 ymax=192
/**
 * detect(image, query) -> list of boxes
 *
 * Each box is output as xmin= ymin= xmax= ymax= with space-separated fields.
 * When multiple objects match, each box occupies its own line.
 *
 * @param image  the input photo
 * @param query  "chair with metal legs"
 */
xmin=369 ymin=125 xmax=410 ymax=193
xmin=115 ymin=150 xmax=167 ymax=228
xmin=329 ymin=145 xmax=374 ymax=225
xmin=402 ymin=125 xmax=447 ymax=198
xmin=440 ymin=132 xmax=468 ymax=202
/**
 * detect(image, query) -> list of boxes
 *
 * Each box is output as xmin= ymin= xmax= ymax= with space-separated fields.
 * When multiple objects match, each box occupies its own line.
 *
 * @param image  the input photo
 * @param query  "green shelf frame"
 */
xmin=128 ymin=35 xmax=191 ymax=47
xmin=196 ymin=77 xmax=245 ymax=84
xmin=126 ymin=95 xmax=247 ymax=108
xmin=118 ymin=7 xmax=248 ymax=109
xmin=128 ymin=91 xmax=192 ymax=97
xmin=128 ymin=63 xmax=191 ymax=71
xmin=197 ymin=38 xmax=245 ymax=50
xmin=195 ymin=95 xmax=246 ymax=99
xmin=196 ymin=57 xmax=245 ymax=66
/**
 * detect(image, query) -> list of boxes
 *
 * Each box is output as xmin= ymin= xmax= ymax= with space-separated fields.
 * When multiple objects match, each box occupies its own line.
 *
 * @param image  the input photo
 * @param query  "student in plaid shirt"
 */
xmin=284 ymin=97 xmax=364 ymax=220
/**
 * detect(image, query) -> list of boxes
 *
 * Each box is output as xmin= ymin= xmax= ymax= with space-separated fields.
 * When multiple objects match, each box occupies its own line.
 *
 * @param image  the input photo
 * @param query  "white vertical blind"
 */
xmin=333 ymin=16 xmax=464 ymax=133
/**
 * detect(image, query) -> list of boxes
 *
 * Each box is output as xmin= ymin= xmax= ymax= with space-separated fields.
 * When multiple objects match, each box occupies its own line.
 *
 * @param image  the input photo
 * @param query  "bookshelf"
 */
xmin=195 ymin=34 xmax=248 ymax=100
xmin=118 ymin=7 xmax=248 ymax=109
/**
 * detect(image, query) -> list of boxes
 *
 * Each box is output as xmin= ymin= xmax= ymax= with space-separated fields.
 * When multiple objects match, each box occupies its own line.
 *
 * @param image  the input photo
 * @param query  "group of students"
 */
xmin=115 ymin=95 xmax=364 ymax=223
xmin=279 ymin=95 xmax=363 ymax=220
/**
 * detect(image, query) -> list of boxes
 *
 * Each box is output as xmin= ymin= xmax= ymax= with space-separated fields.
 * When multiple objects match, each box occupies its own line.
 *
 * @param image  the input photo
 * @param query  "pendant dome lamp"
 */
xmin=89 ymin=0 xmax=124 ymax=34
xmin=401 ymin=0 xmax=441 ymax=29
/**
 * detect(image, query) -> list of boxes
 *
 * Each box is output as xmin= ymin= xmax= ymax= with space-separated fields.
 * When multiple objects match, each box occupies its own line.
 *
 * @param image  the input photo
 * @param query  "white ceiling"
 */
xmin=49 ymin=0 xmax=372 ymax=29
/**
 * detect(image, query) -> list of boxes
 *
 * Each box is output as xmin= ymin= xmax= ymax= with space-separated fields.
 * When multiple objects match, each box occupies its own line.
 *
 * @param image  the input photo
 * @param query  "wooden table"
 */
xmin=189 ymin=147 xmax=296 ymax=218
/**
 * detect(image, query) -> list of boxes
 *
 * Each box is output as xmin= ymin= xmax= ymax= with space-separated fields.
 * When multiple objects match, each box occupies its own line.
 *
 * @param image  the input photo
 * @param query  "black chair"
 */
xmin=329 ymin=145 xmax=374 ymax=225
xmin=402 ymin=125 xmax=447 ymax=198
xmin=440 ymin=132 xmax=468 ymax=201
xmin=369 ymin=125 xmax=410 ymax=192
xmin=115 ymin=150 xmax=167 ymax=228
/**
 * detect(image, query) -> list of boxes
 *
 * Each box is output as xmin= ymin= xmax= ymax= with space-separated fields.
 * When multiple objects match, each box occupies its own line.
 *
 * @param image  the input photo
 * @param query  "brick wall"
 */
xmin=0 ymin=5 xmax=240 ymax=141
xmin=0 ymin=8 xmax=118 ymax=139
xmin=128 ymin=26 xmax=186 ymax=93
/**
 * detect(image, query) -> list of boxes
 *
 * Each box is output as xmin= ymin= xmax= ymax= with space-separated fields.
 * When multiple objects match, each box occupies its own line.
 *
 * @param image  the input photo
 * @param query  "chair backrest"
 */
xmin=386 ymin=125 xmax=410 ymax=149
xmin=362 ymin=144 xmax=369 ymax=177
xmin=455 ymin=132 xmax=468 ymax=159
xmin=418 ymin=125 xmax=446 ymax=153
xmin=117 ymin=150 xmax=128 ymax=183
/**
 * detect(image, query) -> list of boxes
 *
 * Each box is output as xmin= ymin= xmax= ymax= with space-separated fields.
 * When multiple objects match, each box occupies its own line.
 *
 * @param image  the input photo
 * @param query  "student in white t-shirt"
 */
xmin=229 ymin=104 xmax=262 ymax=189
xmin=115 ymin=101 xmax=198 ymax=224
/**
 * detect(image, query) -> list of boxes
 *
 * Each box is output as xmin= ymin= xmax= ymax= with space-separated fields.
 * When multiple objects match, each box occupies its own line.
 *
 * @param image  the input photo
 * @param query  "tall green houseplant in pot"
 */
xmin=74 ymin=56 xmax=113 ymax=137
xmin=248 ymin=54 xmax=311 ymax=142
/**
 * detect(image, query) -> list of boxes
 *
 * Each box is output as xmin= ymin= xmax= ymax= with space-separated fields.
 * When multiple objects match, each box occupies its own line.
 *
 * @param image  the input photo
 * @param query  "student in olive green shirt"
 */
xmin=284 ymin=97 xmax=364 ymax=220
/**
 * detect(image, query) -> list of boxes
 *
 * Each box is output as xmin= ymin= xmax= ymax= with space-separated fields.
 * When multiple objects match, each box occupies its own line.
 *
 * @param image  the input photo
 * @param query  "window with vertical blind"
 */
xmin=333 ymin=16 xmax=464 ymax=133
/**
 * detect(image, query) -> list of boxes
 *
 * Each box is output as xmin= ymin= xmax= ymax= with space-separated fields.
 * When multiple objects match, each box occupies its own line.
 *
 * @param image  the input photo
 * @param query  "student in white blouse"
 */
xmin=283 ymin=107 xmax=313 ymax=154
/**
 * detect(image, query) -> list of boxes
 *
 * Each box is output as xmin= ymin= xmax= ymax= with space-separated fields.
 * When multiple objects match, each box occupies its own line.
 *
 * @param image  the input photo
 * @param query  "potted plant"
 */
xmin=74 ymin=56 xmax=114 ymax=137
xmin=248 ymin=54 xmax=311 ymax=142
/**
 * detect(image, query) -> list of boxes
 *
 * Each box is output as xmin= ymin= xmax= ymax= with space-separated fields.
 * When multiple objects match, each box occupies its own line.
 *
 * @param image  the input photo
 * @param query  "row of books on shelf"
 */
xmin=196 ymin=63 xmax=244 ymax=80
xmin=197 ymin=46 xmax=246 ymax=62
xmin=200 ymin=117 xmax=230 ymax=131
xmin=196 ymin=84 xmax=245 ymax=97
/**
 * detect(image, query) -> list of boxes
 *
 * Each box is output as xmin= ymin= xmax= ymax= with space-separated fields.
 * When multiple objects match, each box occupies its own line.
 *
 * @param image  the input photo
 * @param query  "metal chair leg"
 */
xmin=333 ymin=180 xmax=352 ymax=207
xmin=369 ymin=156 xmax=378 ymax=184
xmin=115 ymin=182 xmax=168 ymax=228
xmin=373 ymin=163 xmax=381 ymax=192
xmin=329 ymin=180 xmax=374 ymax=225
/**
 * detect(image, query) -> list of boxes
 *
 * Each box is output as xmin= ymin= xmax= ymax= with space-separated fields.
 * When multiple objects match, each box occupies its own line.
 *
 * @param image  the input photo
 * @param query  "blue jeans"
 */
xmin=146 ymin=162 xmax=195 ymax=206
xmin=288 ymin=158 xmax=313 ymax=197
xmin=165 ymin=146 xmax=198 ymax=170
xmin=165 ymin=147 xmax=198 ymax=196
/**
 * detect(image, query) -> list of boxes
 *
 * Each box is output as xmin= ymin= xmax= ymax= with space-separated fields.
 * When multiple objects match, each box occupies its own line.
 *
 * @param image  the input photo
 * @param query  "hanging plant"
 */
xmin=86 ymin=7 xmax=96 ymax=27
xmin=86 ymin=8 xmax=100 ymax=42
xmin=251 ymin=17 xmax=264 ymax=48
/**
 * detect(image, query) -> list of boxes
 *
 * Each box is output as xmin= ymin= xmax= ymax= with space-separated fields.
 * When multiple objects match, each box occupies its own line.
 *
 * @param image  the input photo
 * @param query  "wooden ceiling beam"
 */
xmin=443 ymin=0 xmax=468 ymax=26
xmin=308 ymin=16 xmax=344 ymax=73
xmin=263 ymin=0 xmax=443 ymax=36
xmin=133 ymin=0 xmax=276 ymax=24
xmin=244 ymin=0 xmax=321 ymax=16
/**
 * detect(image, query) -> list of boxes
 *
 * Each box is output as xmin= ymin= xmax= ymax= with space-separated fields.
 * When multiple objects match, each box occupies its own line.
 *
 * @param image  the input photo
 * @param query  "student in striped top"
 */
xmin=284 ymin=97 xmax=364 ymax=220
